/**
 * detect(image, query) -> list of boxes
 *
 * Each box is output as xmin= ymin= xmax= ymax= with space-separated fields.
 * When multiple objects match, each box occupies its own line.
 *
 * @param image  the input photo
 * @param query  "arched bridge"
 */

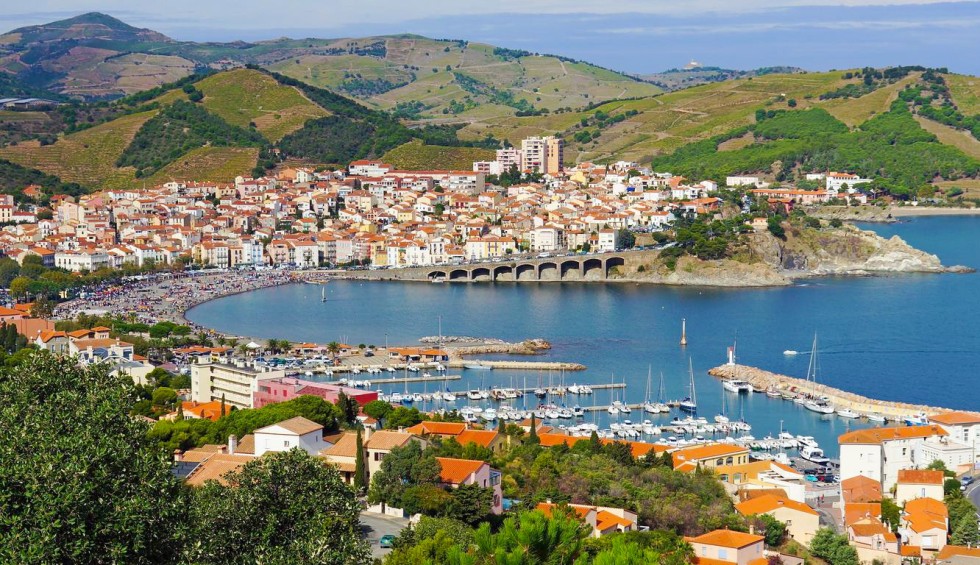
xmin=427 ymin=254 xmax=627 ymax=283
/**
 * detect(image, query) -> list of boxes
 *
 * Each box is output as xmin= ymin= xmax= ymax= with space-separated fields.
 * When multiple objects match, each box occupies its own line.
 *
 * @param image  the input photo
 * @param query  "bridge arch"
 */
xmin=493 ymin=265 xmax=514 ymax=282
xmin=516 ymin=263 xmax=536 ymax=281
xmin=560 ymin=259 xmax=582 ymax=280
xmin=428 ymin=270 xmax=447 ymax=280
xmin=605 ymin=256 xmax=625 ymax=278
xmin=583 ymin=258 xmax=603 ymax=279
xmin=471 ymin=267 xmax=492 ymax=282
xmin=538 ymin=261 xmax=558 ymax=281
xmin=449 ymin=269 xmax=469 ymax=281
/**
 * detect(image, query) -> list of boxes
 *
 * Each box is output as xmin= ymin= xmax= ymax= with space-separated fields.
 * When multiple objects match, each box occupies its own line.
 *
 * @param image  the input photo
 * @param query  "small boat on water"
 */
xmin=805 ymin=399 xmax=835 ymax=415
xmin=837 ymin=408 xmax=860 ymax=419
xmin=679 ymin=358 xmax=698 ymax=413
xmin=463 ymin=363 xmax=493 ymax=370
xmin=801 ymin=333 xmax=833 ymax=414
xmin=766 ymin=386 xmax=781 ymax=398
xmin=722 ymin=379 xmax=752 ymax=394
xmin=783 ymin=350 xmax=798 ymax=356
xmin=865 ymin=413 xmax=886 ymax=423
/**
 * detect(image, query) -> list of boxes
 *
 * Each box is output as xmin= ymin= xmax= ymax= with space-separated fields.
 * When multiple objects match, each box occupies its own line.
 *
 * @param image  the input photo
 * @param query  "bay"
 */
xmin=187 ymin=216 xmax=980 ymax=457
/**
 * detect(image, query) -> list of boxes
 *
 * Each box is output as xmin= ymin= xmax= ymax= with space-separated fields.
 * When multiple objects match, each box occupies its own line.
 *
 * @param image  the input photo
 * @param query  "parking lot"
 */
xmin=360 ymin=511 xmax=410 ymax=559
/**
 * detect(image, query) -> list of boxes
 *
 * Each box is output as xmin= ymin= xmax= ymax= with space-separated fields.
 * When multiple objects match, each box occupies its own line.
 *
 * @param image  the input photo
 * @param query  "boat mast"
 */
xmin=658 ymin=371 xmax=666 ymax=403
xmin=689 ymin=358 xmax=697 ymax=408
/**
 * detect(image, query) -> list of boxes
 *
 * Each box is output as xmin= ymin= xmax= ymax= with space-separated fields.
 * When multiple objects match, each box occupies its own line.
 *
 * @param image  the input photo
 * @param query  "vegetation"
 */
xmin=382 ymin=140 xmax=495 ymax=170
xmin=809 ymin=528 xmax=859 ymax=565
xmin=652 ymin=103 xmax=979 ymax=196
xmin=117 ymin=100 xmax=266 ymax=177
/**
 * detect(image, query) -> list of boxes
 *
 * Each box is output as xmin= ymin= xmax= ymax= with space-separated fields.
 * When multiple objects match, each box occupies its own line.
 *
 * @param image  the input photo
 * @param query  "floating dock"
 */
xmin=446 ymin=359 xmax=586 ymax=371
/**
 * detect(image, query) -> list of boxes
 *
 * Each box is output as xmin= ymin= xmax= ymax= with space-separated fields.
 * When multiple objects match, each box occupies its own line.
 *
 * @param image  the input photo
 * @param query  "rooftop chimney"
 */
xmin=228 ymin=434 xmax=238 ymax=455
xmin=173 ymin=449 xmax=183 ymax=462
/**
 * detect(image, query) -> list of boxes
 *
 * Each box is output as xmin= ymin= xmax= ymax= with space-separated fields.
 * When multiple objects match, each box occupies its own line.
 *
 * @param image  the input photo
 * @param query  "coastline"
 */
xmin=809 ymin=205 xmax=980 ymax=223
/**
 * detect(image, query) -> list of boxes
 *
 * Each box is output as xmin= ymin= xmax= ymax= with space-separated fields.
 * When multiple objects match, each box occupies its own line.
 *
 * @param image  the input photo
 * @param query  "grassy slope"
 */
xmin=0 ymin=110 xmax=156 ymax=189
xmin=143 ymin=146 xmax=260 ymax=184
xmin=914 ymin=116 xmax=980 ymax=159
xmin=946 ymin=73 xmax=980 ymax=115
xmin=381 ymin=140 xmax=494 ymax=170
xmin=267 ymin=37 xmax=661 ymax=116
xmin=195 ymin=69 xmax=329 ymax=142
xmin=823 ymin=74 xmax=919 ymax=127
xmin=459 ymin=70 xmax=849 ymax=163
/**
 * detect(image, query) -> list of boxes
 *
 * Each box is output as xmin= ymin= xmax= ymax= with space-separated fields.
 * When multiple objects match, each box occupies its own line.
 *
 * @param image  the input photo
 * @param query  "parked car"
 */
xmin=379 ymin=535 xmax=396 ymax=548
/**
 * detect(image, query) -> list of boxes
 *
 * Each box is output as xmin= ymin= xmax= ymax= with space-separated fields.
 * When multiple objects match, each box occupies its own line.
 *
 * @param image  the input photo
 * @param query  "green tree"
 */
xmin=354 ymin=428 xmax=367 ymax=491
xmin=952 ymin=512 xmax=980 ymax=546
xmin=186 ymin=449 xmax=369 ymax=564
xmin=384 ymin=406 xmax=424 ymax=429
xmin=767 ymin=217 xmax=786 ymax=239
xmin=336 ymin=391 xmax=360 ymax=425
xmin=0 ymin=352 xmax=186 ymax=563
xmin=810 ymin=528 xmax=859 ymax=565
xmin=617 ymin=228 xmax=636 ymax=249
xmin=471 ymin=509 xmax=586 ymax=564
xmin=757 ymin=514 xmax=787 ymax=547
xmin=9 ymin=275 xmax=31 ymax=299
xmin=363 ymin=399 xmax=393 ymax=421
xmin=880 ymin=497 xmax=901 ymax=532
xmin=445 ymin=483 xmax=494 ymax=526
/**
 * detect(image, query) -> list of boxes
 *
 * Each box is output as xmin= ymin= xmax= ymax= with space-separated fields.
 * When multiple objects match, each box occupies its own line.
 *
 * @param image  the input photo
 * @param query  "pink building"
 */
xmin=253 ymin=377 xmax=378 ymax=408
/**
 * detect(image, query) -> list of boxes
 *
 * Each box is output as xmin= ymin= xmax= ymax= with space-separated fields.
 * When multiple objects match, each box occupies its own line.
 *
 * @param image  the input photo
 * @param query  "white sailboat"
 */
xmin=654 ymin=372 xmax=670 ymax=413
xmin=679 ymin=359 xmax=698 ymax=413
xmin=714 ymin=379 xmax=730 ymax=424
xmin=321 ymin=286 xmax=326 ymax=302
xmin=802 ymin=333 xmax=834 ymax=415
xmin=643 ymin=366 xmax=659 ymax=414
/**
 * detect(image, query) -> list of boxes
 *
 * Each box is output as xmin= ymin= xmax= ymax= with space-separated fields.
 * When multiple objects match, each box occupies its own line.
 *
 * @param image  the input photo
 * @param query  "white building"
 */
xmin=253 ymin=416 xmax=327 ymax=457
xmin=597 ymin=229 xmax=619 ymax=252
xmin=726 ymin=175 xmax=763 ymax=187
xmin=55 ymin=250 xmax=111 ymax=272
xmin=826 ymin=172 xmax=872 ymax=193
xmin=190 ymin=359 xmax=287 ymax=409
xmin=838 ymin=425 xmax=950 ymax=491
xmin=929 ymin=411 xmax=980 ymax=462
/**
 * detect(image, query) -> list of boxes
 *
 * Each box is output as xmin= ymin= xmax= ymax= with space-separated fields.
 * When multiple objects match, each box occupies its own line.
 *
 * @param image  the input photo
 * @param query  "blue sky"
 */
xmin=3 ymin=1 xmax=979 ymax=74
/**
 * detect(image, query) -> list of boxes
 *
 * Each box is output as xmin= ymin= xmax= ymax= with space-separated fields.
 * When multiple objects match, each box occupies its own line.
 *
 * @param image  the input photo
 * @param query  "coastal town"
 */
xmin=0 ymin=134 xmax=885 ymax=275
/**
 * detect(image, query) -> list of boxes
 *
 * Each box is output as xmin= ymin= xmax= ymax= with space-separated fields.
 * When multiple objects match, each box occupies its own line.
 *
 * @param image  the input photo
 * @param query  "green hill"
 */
xmin=381 ymin=140 xmax=495 ymax=170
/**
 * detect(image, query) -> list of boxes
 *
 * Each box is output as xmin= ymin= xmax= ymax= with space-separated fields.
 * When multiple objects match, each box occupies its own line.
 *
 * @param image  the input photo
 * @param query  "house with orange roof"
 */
xmin=319 ymin=432 xmax=361 ymax=485
xmin=840 ymin=475 xmax=883 ymax=523
xmin=686 ymin=529 xmax=768 ymax=565
xmin=435 ymin=457 xmax=502 ymax=514
xmin=899 ymin=497 xmax=948 ymax=555
xmin=896 ymin=469 xmax=945 ymax=505
xmin=405 ymin=421 xmax=508 ymax=454
xmin=846 ymin=516 xmax=899 ymax=564
xmin=178 ymin=400 xmax=226 ymax=421
xmin=930 ymin=411 xmax=980 ymax=463
xmin=735 ymin=493 xmax=819 ymax=545
xmin=672 ymin=443 xmax=750 ymax=473
xmin=936 ymin=544 xmax=980 ymax=563
xmin=364 ymin=429 xmax=419 ymax=482
xmin=536 ymin=501 xmax=637 ymax=538
xmin=839 ymin=425 xmax=949 ymax=490
xmin=34 ymin=329 xmax=69 ymax=354
xmin=0 ymin=305 xmax=26 ymax=322
xmin=714 ymin=460 xmax=808 ymax=503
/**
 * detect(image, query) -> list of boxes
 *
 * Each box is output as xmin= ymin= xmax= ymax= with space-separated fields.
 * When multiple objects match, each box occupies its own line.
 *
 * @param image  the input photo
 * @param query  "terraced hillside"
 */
xmin=381 ymin=140 xmax=495 ymax=171
xmin=144 ymin=147 xmax=260 ymax=185
xmin=195 ymin=69 xmax=329 ymax=141
xmin=264 ymin=37 xmax=662 ymax=116
xmin=0 ymin=110 xmax=156 ymax=189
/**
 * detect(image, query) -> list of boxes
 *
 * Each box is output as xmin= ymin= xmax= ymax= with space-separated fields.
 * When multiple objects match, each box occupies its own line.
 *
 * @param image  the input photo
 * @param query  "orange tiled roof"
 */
xmin=405 ymin=421 xmax=467 ymax=436
xmin=839 ymin=425 xmax=946 ymax=444
xmin=845 ymin=503 xmax=882 ymax=526
xmin=897 ymin=469 xmax=944 ymax=485
xmin=456 ymin=429 xmax=499 ymax=449
xmin=688 ymin=529 xmax=764 ymax=549
xmin=365 ymin=430 xmax=414 ymax=451
xmin=536 ymin=502 xmax=594 ymax=520
xmin=435 ymin=457 xmax=484 ymax=484
xmin=841 ymin=475 xmax=882 ymax=503
xmin=735 ymin=494 xmax=818 ymax=517
xmin=937 ymin=545 xmax=980 ymax=559
xmin=673 ymin=443 xmax=748 ymax=466
xmin=185 ymin=453 xmax=253 ymax=487
xmin=930 ymin=411 xmax=980 ymax=426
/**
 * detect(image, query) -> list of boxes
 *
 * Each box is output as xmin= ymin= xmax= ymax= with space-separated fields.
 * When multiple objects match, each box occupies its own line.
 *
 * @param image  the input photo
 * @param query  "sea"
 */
xmin=187 ymin=216 xmax=980 ymax=458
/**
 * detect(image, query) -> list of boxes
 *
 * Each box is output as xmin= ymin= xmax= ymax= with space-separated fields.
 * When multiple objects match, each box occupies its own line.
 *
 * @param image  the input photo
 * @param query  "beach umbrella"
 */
xmin=245 ymin=341 xmax=261 ymax=349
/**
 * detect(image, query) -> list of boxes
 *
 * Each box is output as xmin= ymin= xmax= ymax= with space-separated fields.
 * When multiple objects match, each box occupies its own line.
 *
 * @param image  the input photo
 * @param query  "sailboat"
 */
xmin=321 ymin=286 xmax=326 ymax=302
xmin=679 ymin=359 xmax=698 ymax=413
xmin=714 ymin=379 xmax=730 ymax=424
xmin=643 ymin=366 xmax=659 ymax=414
xmin=802 ymin=333 xmax=834 ymax=414
xmin=653 ymin=372 xmax=670 ymax=413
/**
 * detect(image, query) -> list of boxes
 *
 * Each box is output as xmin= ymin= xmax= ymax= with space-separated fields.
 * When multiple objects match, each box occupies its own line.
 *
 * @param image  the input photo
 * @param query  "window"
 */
xmin=717 ymin=549 xmax=728 ymax=560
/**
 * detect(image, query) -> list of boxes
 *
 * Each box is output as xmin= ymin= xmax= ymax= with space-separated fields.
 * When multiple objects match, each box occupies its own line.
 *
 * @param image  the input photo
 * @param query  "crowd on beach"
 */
xmin=54 ymin=269 xmax=298 ymax=328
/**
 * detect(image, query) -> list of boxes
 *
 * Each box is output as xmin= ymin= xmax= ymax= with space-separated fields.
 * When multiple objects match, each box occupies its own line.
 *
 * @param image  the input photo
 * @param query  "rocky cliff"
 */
xmin=609 ymin=223 xmax=969 ymax=286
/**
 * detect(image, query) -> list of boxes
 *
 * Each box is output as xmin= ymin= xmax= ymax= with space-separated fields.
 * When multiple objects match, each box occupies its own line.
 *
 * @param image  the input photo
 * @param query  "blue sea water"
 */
xmin=187 ymin=216 xmax=980 ymax=456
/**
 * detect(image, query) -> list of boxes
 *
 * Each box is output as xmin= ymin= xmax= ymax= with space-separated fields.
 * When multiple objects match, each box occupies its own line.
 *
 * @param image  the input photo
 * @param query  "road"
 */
xmin=360 ymin=511 xmax=410 ymax=559
xmin=967 ymin=479 xmax=980 ymax=511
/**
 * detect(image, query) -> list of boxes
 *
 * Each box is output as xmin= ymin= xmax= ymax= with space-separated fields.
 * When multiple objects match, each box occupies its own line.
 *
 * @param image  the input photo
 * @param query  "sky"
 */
xmin=2 ymin=1 xmax=979 ymax=75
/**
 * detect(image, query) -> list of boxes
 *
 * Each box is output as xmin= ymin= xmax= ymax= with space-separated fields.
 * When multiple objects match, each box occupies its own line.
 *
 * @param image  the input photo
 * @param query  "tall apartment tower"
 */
xmin=521 ymin=136 xmax=564 ymax=175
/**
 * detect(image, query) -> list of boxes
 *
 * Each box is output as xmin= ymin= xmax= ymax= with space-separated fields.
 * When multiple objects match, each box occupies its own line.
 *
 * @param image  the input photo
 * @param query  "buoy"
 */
xmin=680 ymin=318 xmax=688 ymax=347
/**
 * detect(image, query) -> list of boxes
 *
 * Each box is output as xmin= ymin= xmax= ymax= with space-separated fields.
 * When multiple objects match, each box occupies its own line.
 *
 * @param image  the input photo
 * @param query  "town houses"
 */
xmin=0 ymin=141 xmax=878 ymax=275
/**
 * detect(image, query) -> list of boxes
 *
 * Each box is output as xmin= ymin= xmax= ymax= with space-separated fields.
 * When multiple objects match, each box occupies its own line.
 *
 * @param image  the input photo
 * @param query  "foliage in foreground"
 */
xmin=0 ymin=351 xmax=368 ymax=564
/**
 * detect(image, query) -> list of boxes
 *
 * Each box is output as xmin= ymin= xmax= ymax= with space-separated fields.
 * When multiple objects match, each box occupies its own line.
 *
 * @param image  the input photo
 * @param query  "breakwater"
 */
xmin=708 ymin=364 xmax=955 ymax=419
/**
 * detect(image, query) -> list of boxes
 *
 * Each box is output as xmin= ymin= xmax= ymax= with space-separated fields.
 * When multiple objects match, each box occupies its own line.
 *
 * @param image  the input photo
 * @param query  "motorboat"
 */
xmin=442 ymin=392 xmax=456 ymax=402
xmin=800 ymin=445 xmax=830 ymax=465
xmin=866 ymin=413 xmax=886 ymax=423
xmin=463 ymin=363 xmax=493 ymax=370
xmin=783 ymin=350 xmax=798 ymax=356
xmin=766 ymin=387 xmax=781 ymax=398
xmin=534 ymin=388 xmax=547 ymax=399
xmin=837 ymin=408 xmax=860 ymax=419
xmin=905 ymin=413 xmax=929 ymax=426
xmin=572 ymin=405 xmax=585 ymax=418
xmin=607 ymin=405 xmax=620 ymax=415
xmin=722 ymin=379 xmax=752 ymax=394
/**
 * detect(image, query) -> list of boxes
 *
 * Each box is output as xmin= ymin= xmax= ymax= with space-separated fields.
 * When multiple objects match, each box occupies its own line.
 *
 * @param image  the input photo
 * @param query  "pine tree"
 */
xmin=354 ymin=429 xmax=366 ymax=491
xmin=220 ymin=394 xmax=226 ymax=418
xmin=952 ymin=512 xmax=980 ymax=546
xmin=528 ymin=414 xmax=539 ymax=444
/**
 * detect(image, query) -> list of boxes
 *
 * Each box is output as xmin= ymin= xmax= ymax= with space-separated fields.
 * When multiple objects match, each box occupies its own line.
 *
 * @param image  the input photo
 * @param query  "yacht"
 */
xmin=837 ymin=408 xmax=860 ymax=419
xmin=866 ymin=413 xmax=886 ymax=423
xmin=800 ymin=445 xmax=830 ymax=465
xmin=805 ymin=399 xmax=834 ymax=414
xmin=722 ymin=379 xmax=752 ymax=394
xmin=572 ymin=405 xmax=585 ymax=418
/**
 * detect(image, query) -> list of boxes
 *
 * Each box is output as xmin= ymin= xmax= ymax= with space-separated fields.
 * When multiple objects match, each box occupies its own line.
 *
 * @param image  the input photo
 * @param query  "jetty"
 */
xmin=361 ymin=374 xmax=462 ymax=385
xmin=708 ymin=364 xmax=950 ymax=419
xmin=447 ymin=359 xmax=586 ymax=371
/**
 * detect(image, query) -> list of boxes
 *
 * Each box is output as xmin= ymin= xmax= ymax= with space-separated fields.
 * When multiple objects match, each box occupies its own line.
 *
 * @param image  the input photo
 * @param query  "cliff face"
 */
xmin=608 ymin=224 xmax=962 ymax=286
